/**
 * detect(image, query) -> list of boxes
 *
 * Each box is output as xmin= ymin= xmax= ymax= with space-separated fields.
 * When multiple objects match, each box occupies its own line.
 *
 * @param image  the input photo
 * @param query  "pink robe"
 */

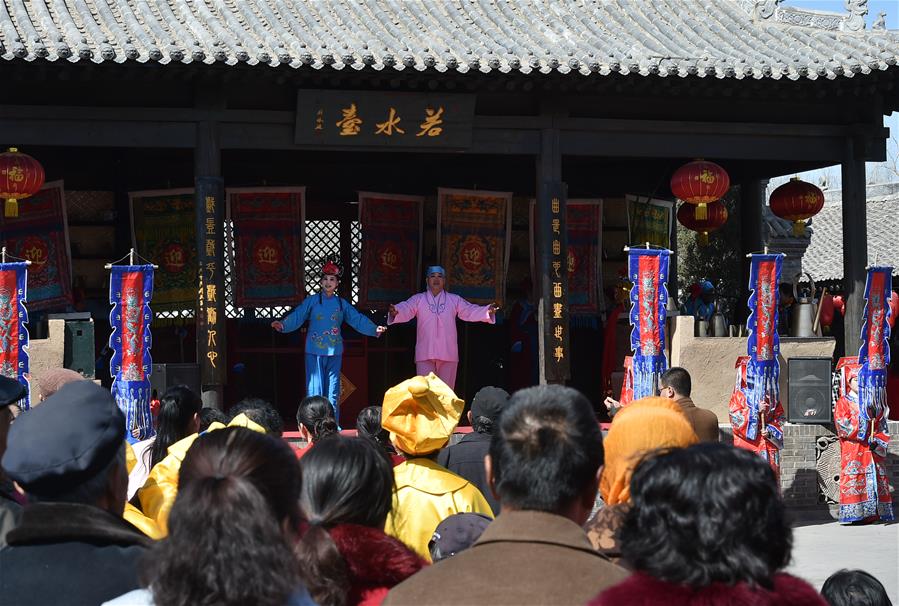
xmin=388 ymin=291 xmax=494 ymax=363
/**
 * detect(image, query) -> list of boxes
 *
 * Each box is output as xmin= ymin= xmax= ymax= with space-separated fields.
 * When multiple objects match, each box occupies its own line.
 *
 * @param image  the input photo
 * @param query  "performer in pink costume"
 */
xmin=388 ymin=266 xmax=497 ymax=389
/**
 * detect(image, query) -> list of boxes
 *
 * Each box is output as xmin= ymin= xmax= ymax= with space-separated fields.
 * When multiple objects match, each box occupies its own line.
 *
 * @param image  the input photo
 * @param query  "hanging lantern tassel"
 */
xmin=694 ymin=202 xmax=708 ymax=221
xmin=698 ymin=231 xmax=710 ymax=246
xmin=5 ymin=197 xmax=18 ymax=218
xmin=792 ymin=220 xmax=806 ymax=237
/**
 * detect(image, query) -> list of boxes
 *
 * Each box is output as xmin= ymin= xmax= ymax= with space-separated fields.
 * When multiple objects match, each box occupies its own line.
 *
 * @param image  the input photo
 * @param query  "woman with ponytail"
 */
xmin=127 ymin=385 xmax=201 ymax=499
xmin=106 ymin=427 xmax=313 ymax=606
xmin=295 ymin=395 xmax=339 ymax=459
xmin=297 ymin=436 xmax=426 ymax=606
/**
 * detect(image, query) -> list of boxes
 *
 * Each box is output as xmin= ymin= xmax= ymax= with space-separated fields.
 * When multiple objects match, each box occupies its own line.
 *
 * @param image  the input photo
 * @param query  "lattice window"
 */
xmin=350 ymin=220 xmax=361 ymax=305
xmin=305 ymin=220 xmax=341 ymax=294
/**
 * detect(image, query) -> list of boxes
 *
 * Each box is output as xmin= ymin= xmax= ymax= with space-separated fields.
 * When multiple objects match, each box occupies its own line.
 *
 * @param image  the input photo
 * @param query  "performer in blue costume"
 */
xmin=272 ymin=259 xmax=385 ymax=425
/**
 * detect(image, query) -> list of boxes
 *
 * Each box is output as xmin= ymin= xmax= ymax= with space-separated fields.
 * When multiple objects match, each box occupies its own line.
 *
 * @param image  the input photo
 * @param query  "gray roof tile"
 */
xmin=1 ymin=1 xmax=896 ymax=78
xmin=802 ymin=183 xmax=899 ymax=281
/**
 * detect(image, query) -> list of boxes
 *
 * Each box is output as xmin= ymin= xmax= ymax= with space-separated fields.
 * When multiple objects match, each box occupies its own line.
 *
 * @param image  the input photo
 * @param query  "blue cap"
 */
xmin=426 ymin=266 xmax=446 ymax=277
xmin=700 ymin=280 xmax=715 ymax=293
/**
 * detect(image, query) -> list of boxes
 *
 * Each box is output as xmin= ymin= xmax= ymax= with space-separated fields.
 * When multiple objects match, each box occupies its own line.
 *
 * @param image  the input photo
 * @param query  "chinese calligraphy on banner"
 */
xmin=358 ymin=192 xmax=423 ymax=309
xmin=0 ymin=181 xmax=73 ymax=311
xmin=0 ymin=262 xmax=30 ymax=410
xmin=228 ymin=187 xmax=306 ymax=308
xmin=626 ymin=194 xmax=674 ymax=249
xmin=196 ymin=177 xmax=226 ymax=386
xmin=108 ymin=265 xmax=154 ymax=443
xmin=130 ymin=189 xmax=196 ymax=314
xmin=296 ymin=90 xmax=475 ymax=148
xmin=538 ymin=182 xmax=570 ymax=383
xmin=438 ymin=188 xmax=512 ymax=305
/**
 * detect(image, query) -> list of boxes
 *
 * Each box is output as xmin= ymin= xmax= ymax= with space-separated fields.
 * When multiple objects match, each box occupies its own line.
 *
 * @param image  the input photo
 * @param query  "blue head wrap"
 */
xmin=426 ymin=266 xmax=446 ymax=277
xmin=700 ymin=280 xmax=715 ymax=293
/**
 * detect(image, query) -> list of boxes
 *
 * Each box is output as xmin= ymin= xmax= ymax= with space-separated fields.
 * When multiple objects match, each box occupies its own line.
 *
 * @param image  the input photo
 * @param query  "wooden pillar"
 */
xmin=536 ymin=121 xmax=570 ymax=384
xmin=739 ymin=180 xmax=766 ymax=323
xmin=195 ymin=95 xmax=226 ymax=409
xmin=841 ymin=138 xmax=867 ymax=356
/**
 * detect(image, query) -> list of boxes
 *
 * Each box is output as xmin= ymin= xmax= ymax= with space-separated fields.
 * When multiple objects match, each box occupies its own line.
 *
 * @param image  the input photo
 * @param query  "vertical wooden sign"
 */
xmin=537 ymin=181 xmax=570 ymax=383
xmin=196 ymin=176 xmax=226 ymax=387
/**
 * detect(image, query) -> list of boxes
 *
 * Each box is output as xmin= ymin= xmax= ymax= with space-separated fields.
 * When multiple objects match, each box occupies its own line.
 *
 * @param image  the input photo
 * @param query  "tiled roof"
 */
xmin=1 ymin=1 xmax=897 ymax=79
xmin=803 ymin=182 xmax=899 ymax=281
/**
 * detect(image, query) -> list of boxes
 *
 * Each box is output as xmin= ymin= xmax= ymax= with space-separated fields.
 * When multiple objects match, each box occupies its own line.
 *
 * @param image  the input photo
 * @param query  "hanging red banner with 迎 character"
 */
xmin=358 ymin=192 xmax=423 ymax=309
xmin=0 ymin=181 xmax=73 ymax=311
xmin=228 ymin=187 xmax=306 ymax=308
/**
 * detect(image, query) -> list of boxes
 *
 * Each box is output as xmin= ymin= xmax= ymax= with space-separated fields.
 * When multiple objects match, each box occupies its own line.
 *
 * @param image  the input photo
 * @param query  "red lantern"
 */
xmin=768 ymin=177 xmax=824 ymax=237
xmin=0 ymin=148 xmax=45 ymax=218
xmin=670 ymin=159 xmax=730 ymax=221
xmin=677 ymin=199 xmax=728 ymax=246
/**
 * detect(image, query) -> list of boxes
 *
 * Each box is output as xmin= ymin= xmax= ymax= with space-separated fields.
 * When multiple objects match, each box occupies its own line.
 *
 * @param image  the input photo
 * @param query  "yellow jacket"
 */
xmin=384 ymin=458 xmax=493 ymax=561
xmin=135 ymin=414 xmax=266 ymax=536
xmin=122 ymin=443 xmax=165 ymax=539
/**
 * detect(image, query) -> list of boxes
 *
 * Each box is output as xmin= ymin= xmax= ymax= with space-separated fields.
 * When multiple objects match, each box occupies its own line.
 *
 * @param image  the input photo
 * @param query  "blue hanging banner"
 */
xmin=857 ymin=266 xmax=893 ymax=441
xmin=627 ymin=248 xmax=670 ymax=400
xmin=745 ymin=253 xmax=784 ymax=441
xmin=109 ymin=265 xmax=155 ymax=444
xmin=0 ymin=262 xmax=30 ymax=410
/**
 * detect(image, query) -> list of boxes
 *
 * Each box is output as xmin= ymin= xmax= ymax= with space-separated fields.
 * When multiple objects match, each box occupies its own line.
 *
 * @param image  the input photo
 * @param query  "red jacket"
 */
xmin=329 ymin=524 xmax=427 ymax=606
xmin=589 ymin=571 xmax=827 ymax=606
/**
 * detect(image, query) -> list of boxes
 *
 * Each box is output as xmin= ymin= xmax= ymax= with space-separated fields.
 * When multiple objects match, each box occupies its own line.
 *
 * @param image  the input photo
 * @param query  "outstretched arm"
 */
xmin=342 ymin=301 xmax=383 ymax=338
xmin=387 ymin=294 xmax=420 ymax=326
xmin=272 ymin=297 xmax=313 ymax=333
xmin=455 ymin=296 xmax=497 ymax=324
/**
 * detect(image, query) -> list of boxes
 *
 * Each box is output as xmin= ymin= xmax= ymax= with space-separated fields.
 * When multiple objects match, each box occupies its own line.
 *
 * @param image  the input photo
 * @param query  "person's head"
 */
xmin=620 ymin=442 xmax=790 ymax=589
xmin=779 ymin=283 xmax=795 ymax=305
xmin=599 ymin=397 xmax=698 ymax=506
xmin=659 ymin=367 xmax=691 ymax=399
xmin=198 ymin=406 xmax=228 ymax=432
xmin=468 ymin=386 xmax=510 ymax=434
xmin=296 ymin=436 xmax=395 ymax=606
xmin=821 ymin=569 xmax=892 ymax=606
xmin=145 ymin=427 xmax=301 ymax=606
xmin=37 ymin=367 xmax=85 ymax=402
xmin=355 ymin=406 xmax=393 ymax=454
xmin=296 ymin=395 xmax=338 ymax=444
xmin=426 ymin=265 xmax=446 ymax=294
xmin=321 ymin=260 xmax=341 ymax=296
xmin=149 ymin=385 xmax=202 ymax=468
xmin=2 ymin=381 xmax=127 ymax=515
xmin=487 ymin=385 xmax=602 ymax=524
xmin=228 ymin=397 xmax=284 ymax=436
xmin=428 ymin=513 xmax=492 ymax=563
xmin=848 ymin=366 xmax=860 ymax=395
xmin=382 ymin=374 xmax=464 ymax=457
xmin=700 ymin=280 xmax=715 ymax=304
xmin=0 ymin=376 xmax=27 ymax=471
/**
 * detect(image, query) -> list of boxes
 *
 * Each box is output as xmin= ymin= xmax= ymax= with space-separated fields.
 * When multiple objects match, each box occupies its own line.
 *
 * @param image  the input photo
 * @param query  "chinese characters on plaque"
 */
xmin=196 ymin=177 xmax=226 ymax=385
xmin=296 ymin=91 xmax=474 ymax=148
xmin=540 ymin=182 xmax=570 ymax=382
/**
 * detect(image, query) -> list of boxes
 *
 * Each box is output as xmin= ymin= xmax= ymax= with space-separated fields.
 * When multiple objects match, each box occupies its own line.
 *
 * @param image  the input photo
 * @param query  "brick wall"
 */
xmin=722 ymin=422 xmax=899 ymax=519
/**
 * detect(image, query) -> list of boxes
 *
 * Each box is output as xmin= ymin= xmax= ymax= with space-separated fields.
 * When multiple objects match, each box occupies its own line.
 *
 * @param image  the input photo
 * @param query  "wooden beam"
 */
xmin=841 ymin=138 xmax=868 ymax=356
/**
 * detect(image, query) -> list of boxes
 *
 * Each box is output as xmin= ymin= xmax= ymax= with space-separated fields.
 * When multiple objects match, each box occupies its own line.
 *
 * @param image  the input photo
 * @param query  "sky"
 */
xmin=765 ymin=2 xmax=899 ymax=190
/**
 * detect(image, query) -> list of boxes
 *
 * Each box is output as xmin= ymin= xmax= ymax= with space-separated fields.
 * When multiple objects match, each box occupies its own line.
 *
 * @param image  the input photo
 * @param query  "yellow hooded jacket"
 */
xmin=134 ymin=414 xmax=266 ymax=537
xmin=384 ymin=457 xmax=493 ymax=561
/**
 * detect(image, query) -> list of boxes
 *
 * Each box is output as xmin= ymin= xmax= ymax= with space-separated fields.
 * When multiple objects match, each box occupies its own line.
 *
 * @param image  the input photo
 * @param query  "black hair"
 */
xmin=198 ymin=407 xmax=228 ymax=432
xmin=660 ymin=367 xmax=692 ymax=397
xmin=149 ymin=385 xmax=202 ymax=468
xmin=143 ymin=427 xmax=301 ymax=606
xmin=821 ymin=569 xmax=892 ymax=606
xmin=489 ymin=385 xmax=603 ymax=513
xmin=228 ymin=397 xmax=284 ymax=436
xmin=355 ymin=406 xmax=394 ymax=455
xmin=472 ymin=415 xmax=494 ymax=434
xmin=296 ymin=396 xmax=338 ymax=443
xmin=296 ymin=437 xmax=395 ymax=606
xmin=620 ymin=442 xmax=791 ymax=589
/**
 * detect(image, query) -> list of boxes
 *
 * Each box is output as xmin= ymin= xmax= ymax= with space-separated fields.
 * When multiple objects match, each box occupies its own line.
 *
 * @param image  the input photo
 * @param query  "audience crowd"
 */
xmin=0 ymin=368 xmax=893 ymax=606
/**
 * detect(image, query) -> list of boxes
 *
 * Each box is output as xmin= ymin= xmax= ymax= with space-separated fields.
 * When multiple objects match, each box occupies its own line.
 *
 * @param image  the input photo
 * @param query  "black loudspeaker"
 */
xmin=787 ymin=357 xmax=833 ymax=423
xmin=150 ymin=363 xmax=201 ymax=400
